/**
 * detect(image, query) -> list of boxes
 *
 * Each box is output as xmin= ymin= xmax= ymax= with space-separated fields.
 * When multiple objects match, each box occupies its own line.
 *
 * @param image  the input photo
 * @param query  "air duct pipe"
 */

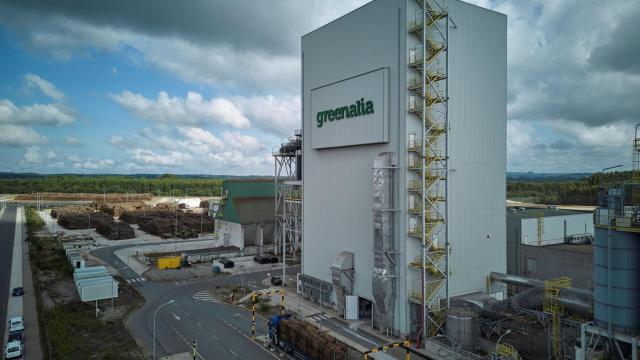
xmin=489 ymin=272 xmax=593 ymax=316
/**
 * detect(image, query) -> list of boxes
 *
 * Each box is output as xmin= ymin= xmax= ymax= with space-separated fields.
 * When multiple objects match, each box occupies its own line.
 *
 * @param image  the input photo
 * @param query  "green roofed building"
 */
xmin=211 ymin=178 xmax=276 ymax=251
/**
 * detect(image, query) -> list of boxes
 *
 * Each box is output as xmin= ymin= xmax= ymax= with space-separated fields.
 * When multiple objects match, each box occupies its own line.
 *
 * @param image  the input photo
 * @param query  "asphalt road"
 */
xmin=0 ymin=206 xmax=16 ymax=344
xmin=92 ymin=244 xmax=301 ymax=359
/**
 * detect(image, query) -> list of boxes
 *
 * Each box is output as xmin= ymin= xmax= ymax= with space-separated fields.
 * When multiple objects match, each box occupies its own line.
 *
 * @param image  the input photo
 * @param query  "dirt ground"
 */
xmin=28 ymin=230 xmax=145 ymax=359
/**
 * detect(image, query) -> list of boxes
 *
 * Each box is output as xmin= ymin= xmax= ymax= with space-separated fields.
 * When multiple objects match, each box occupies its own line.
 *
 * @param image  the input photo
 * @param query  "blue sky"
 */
xmin=0 ymin=0 xmax=639 ymax=175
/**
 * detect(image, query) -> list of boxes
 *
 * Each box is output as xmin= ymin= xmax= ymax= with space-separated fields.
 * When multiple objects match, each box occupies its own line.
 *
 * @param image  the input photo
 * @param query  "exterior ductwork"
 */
xmin=331 ymin=251 xmax=354 ymax=317
xmin=489 ymin=272 xmax=593 ymax=316
xmin=489 ymin=271 xmax=544 ymax=288
xmin=372 ymin=152 xmax=397 ymax=333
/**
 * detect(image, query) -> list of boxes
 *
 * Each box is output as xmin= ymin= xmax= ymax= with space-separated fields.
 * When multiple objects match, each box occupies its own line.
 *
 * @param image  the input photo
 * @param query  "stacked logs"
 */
xmin=95 ymin=221 xmax=136 ymax=240
xmin=279 ymin=319 xmax=349 ymax=360
xmin=57 ymin=211 xmax=112 ymax=230
xmin=119 ymin=209 xmax=215 ymax=239
xmin=100 ymin=201 xmax=152 ymax=217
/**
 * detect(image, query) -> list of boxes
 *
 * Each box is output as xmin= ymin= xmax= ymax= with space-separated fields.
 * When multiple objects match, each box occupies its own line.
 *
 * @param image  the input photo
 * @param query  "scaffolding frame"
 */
xmin=407 ymin=0 xmax=449 ymax=344
xmin=544 ymin=277 xmax=571 ymax=360
xmin=273 ymin=130 xmax=302 ymax=261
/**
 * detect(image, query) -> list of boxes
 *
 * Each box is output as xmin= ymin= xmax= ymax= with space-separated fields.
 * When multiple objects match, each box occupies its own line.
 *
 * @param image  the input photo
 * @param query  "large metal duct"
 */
xmin=372 ymin=152 xmax=396 ymax=333
xmin=489 ymin=272 xmax=544 ymax=288
xmin=489 ymin=272 xmax=593 ymax=316
xmin=331 ymin=251 xmax=354 ymax=318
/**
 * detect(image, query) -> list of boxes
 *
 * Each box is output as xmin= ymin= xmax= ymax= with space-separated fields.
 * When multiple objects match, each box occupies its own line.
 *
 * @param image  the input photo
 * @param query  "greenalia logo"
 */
xmin=316 ymin=98 xmax=374 ymax=128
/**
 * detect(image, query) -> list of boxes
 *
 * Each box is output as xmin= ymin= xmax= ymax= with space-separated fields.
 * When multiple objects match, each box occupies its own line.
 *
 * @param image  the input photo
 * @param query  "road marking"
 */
xmin=139 ymin=277 xmax=146 ymax=282
xmin=214 ymin=315 xmax=280 ymax=360
xmin=192 ymin=291 xmax=218 ymax=303
xmin=211 ymin=334 xmax=218 ymax=341
xmin=171 ymin=312 xmax=181 ymax=321
xmin=129 ymin=278 xmax=137 ymax=283
xmin=230 ymin=350 xmax=238 ymax=357
xmin=126 ymin=279 xmax=132 ymax=284
xmin=197 ymin=322 xmax=203 ymax=327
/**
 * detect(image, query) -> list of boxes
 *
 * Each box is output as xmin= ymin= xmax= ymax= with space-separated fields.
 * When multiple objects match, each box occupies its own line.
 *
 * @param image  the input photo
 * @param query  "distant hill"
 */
xmin=507 ymin=172 xmax=592 ymax=182
xmin=0 ymin=172 xmax=271 ymax=180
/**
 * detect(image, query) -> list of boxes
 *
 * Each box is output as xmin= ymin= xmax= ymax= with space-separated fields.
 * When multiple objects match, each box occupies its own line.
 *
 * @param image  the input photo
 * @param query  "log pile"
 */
xmin=279 ymin=319 xmax=349 ymax=360
xmin=51 ymin=205 xmax=96 ymax=218
xmin=119 ymin=209 xmax=215 ymax=239
xmin=100 ymin=201 xmax=151 ymax=217
xmin=57 ymin=211 xmax=112 ymax=230
xmin=95 ymin=221 xmax=136 ymax=240
xmin=15 ymin=192 xmax=153 ymax=203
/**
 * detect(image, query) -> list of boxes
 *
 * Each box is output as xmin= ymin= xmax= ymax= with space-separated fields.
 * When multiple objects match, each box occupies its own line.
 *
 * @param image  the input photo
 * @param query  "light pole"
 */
xmin=153 ymin=299 xmax=175 ymax=360
xmin=495 ymin=329 xmax=511 ymax=359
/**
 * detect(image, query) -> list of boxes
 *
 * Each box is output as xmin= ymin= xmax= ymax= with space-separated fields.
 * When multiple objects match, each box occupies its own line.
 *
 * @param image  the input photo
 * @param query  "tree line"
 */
xmin=507 ymin=171 xmax=634 ymax=205
xmin=0 ymin=174 xmax=224 ymax=196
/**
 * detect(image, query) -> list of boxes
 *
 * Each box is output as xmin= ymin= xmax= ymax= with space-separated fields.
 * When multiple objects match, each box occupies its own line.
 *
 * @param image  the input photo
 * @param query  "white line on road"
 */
xmin=211 ymin=334 xmax=218 ymax=341
xmin=171 ymin=312 xmax=181 ymax=321
xmin=230 ymin=350 xmax=238 ymax=357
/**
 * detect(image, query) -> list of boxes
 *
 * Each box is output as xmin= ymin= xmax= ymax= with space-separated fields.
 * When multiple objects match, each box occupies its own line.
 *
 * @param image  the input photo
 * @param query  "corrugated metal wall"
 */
xmin=439 ymin=0 xmax=507 ymax=297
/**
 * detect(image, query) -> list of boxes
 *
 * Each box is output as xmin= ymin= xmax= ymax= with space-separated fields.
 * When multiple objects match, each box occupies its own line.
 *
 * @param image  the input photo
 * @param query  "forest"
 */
xmin=0 ymin=174 xmax=225 ymax=196
xmin=0 ymin=171 xmax=636 ymax=205
xmin=507 ymin=170 xmax=634 ymax=205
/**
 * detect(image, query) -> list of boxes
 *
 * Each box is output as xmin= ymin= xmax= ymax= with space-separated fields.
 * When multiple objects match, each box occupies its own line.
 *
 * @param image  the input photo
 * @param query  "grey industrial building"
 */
xmin=506 ymin=207 xmax=594 ymax=290
xmin=300 ymin=0 xmax=506 ymax=338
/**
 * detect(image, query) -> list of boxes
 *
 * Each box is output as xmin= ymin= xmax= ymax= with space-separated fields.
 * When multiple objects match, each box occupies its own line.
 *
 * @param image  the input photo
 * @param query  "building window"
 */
xmin=526 ymin=257 xmax=537 ymax=274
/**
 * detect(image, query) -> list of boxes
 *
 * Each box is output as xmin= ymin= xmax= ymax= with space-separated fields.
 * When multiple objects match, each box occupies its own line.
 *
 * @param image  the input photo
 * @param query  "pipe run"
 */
xmin=489 ymin=272 xmax=593 ymax=316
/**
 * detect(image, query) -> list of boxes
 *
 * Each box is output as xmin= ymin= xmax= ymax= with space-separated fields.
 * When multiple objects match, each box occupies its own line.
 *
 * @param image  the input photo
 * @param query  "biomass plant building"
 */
xmin=300 ymin=0 xmax=507 ymax=338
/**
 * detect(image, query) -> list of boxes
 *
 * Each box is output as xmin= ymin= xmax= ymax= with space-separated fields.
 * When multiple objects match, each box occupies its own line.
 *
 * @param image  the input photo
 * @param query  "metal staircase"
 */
xmin=407 ymin=0 xmax=449 ymax=343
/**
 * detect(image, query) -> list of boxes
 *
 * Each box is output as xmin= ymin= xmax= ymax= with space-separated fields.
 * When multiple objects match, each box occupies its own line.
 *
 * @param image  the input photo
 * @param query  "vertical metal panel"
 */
xmin=594 ymin=228 xmax=640 ymax=334
xmin=443 ymin=0 xmax=507 ymax=296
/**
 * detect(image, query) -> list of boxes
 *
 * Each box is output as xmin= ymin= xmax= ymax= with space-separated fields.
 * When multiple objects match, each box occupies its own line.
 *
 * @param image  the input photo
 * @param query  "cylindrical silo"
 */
xmin=446 ymin=308 xmax=479 ymax=351
xmin=593 ymin=228 xmax=640 ymax=335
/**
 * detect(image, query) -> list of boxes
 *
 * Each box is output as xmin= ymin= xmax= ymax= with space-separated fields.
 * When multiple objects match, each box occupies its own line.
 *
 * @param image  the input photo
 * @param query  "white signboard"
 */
xmin=311 ymin=68 xmax=389 ymax=149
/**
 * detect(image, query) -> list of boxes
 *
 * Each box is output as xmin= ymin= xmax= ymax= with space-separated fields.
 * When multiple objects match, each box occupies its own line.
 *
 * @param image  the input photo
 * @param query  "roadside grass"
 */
xmin=210 ymin=284 xmax=280 ymax=316
xmin=25 ymin=207 xmax=145 ymax=360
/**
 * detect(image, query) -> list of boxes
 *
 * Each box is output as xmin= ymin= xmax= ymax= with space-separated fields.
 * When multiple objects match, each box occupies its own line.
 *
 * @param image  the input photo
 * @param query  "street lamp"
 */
xmin=495 ymin=329 xmax=511 ymax=359
xmin=153 ymin=299 xmax=176 ymax=360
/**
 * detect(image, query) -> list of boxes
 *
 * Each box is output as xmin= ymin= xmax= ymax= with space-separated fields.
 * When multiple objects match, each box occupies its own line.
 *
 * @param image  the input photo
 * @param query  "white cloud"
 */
xmin=129 ymin=148 xmax=192 ymax=167
xmin=549 ymin=120 xmax=630 ymax=147
xmin=109 ymin=135 xmax=125 ymax=147
xmin=63 ymin=136 xmax=84 ymax=146
xmin=176 ymin=127 xmax=223 ymax=150
xmin=22 ymin=146 xmax=42 ymax=163
xmin=23 ymin=73 xmax=65 ymax=100
xmin=233 ymin=95 xmax=300 ymax=136
xmin=0 ymin=99 xmax=74 ymax=125
xmin=110 ymin=90 xmax=250 ymax=129
xmin=111 ymin=90 xmax=300 ymax=137
xmin=222 ymin=131 xmax=263 ymax=153
xmin=0 ymin=124 xmax=47 ymax=146
xmin=73 ymin=158 xmax=115 ymax=170
xmin=116 ymin=126 xmax=272 ymax=174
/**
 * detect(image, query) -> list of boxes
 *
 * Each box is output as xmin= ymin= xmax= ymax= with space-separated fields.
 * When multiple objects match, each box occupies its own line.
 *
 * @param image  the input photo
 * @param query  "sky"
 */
xmin=0 ymin=0 xmax=638 ymax=175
